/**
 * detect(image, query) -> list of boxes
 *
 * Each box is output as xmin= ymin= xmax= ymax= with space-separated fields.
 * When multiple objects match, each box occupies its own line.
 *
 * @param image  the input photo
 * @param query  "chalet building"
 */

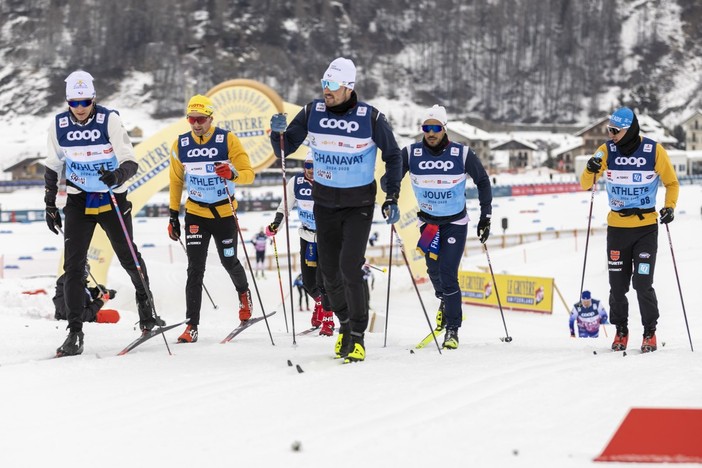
xmin=3 ymin=157 xmax=44 ymax=181
xmin=491 ymin=138 xmax=538 ymax=170
xmin=680 ymin=110 xmax=702 ymax=151
xmin=552 ymin=138 xmax=585 ymax=172
xmin=574 ymin=117 xmax=609 ymax=156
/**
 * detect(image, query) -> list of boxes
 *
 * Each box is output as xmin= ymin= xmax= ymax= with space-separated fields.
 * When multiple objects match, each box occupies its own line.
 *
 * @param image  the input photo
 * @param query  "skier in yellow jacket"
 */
xmin=580 ymin=106 xmax=678 ymax=353
xmin=167 ymin=94 xmax=255 ymax=343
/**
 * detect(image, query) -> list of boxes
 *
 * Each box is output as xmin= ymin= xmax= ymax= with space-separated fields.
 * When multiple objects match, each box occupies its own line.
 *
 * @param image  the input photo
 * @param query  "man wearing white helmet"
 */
xmin=44 ymin=70 xmax=163 ymax=357
xmin=266 ymin=151 xmax=334 ymax=336
xmin=400 ymin=105 xmax=493 ymax=350
xmin=269 ymin=57 xmax=402 ymax=363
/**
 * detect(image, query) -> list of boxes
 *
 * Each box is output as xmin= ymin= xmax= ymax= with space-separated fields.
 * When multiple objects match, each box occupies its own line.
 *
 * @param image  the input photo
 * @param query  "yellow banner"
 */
xmin=458 ymin=271 xmax=554 ymax=314
xmin=79 ymin=80 xmax=303 ymax=284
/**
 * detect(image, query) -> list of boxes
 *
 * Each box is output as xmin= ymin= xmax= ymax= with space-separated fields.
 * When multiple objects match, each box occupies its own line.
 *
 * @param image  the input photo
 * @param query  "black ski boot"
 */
xmin=137 ymin=292 xmax=165 ymax=335
xmin=56 ymin=330 xmax=84 ymax=357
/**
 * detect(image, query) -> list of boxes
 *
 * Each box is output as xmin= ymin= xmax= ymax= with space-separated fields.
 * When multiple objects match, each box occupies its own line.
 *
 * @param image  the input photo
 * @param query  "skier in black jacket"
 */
xmin=269 ymin=57 xmax=402 ymax=363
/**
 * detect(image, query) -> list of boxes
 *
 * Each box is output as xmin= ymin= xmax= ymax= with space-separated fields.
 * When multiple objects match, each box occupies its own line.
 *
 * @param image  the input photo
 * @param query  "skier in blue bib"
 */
xmin=269 ymin=57 xmax=402 ymax=362
xmin=581 ymin=107 xmax=679 ymax=353
xmin=44 ymin=70 xmax=162 ymax=357
xmin=401 ymin=105 xmax=493 ymax=349
xmin=569 ymin=290 xmax=608 ymax=338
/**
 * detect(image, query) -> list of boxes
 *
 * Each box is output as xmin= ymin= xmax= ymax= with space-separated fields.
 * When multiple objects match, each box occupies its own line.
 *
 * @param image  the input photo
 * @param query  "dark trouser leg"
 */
xmin=255 ymin=251 xmax=265 ymax=272
xmin=211 ymin=215 xmax=249 ymax=293
xmin=62 ymin=195 xmax=98 ymax=332
xmin=315 ymin=204 xmax=373 ymax=333
xmin=425 ymin=223 xmax=466 ymax=329
xmin=184 ymin=213 xmax=213 ymax=327
xmin=300 ymin=238 xmax=321 ymax=296
xmin=631 ymin=225 xmax=659 ymax=331
xmin=423 ymin=224 xmax=446 ymax=301
xmin=607 ymin=226 xmax=633 ymax=329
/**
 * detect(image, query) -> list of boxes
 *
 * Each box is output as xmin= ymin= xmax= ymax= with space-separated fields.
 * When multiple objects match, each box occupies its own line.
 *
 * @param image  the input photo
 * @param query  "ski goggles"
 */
xmin=606 ymin=126 xmax=622 ymax=135
xmin=67 ymin=99 xmax=94 ymax=108
xmin=303 ymin=161 xmax=314 ymax=169
xmin=187 ymin=115 xmax=210 ymax=125
xmin=320 ymin=79 xmax=353 ymax=91
xmin=421 ymin=124 xmax=444 ymax=133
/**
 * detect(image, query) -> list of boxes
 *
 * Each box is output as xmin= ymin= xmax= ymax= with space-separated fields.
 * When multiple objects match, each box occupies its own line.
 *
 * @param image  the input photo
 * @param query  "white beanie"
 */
xmin=420 ymin=105 xmax=448 ymax=126
xmin=304 ymin=149 xmax=313 ymax=162
xmin=322 ymin=57 xmax=356 ymax=90
xmin=65 ymin=70 xmax=96 ymax=100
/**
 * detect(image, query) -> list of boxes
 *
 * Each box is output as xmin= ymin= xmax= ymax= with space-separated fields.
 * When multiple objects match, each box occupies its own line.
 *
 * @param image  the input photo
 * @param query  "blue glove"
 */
xmin=382 ymin=199 xmax=400 ymax=224
xmin=270 ymin=113 xmax=287 ymax=133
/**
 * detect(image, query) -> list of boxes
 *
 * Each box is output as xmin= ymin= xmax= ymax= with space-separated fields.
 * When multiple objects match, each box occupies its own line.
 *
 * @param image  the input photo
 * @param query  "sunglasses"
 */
xmin=607 ymin=126 xmax=622 ymax=135
xmin=422 ymin=124 xmax=444 ymax=133
xmin=68 ymin=99 xmax=94 ymax=108
xmin=320 ymin=79 xmax=353 ymax=91
xmin=303 ymin=162 xmax=313 ymax=169
xmin=187 ymin=116 xmax=210 ymax=125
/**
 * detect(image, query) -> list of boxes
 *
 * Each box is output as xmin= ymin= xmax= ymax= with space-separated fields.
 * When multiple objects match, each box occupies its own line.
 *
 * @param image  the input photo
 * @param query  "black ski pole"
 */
xmin=664 ymin=224 xmax=694 ymax=352
xmin=383 ymin=224 xmax=394 ymax=347
xmin=222 ymin=183 xmax=275 ymax=346
xmin=483 ymin=242 xmax=512 ymax=342
xmin=392 ymin=226 xmax=442 ymax=354
xmin=579 ymin=172 xmax=608 ymax=338
xmin=176 ymin=237 xmax=218 ymax=310
xmin=279 ymin=132 xmax=297 ymax=343
xmin=103 ymin=184 xmax=172 ymax=355
xmin=579 ymin=172 xmax=598 ymax=300
xmin=271 ymin=236 xmax=289 ymax=333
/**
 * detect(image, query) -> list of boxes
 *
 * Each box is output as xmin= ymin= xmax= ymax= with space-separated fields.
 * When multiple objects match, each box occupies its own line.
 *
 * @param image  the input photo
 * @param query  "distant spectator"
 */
xmin=368 ymin=231 xmax=379 ymax=247
xmin=293 ymin=273 xmax=310 ymax=311
xmin=569 ymin=290 xmax=607 ymax=338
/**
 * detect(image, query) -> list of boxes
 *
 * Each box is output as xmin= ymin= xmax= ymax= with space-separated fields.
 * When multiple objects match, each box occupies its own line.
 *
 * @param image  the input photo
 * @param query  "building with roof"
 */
xmin=490 ymin=138 xmax=538 ymax=171
xmin=3 ymin=157 xmax=44 ymax=181
xmin=680 ymin=110 xmax=702 ymax=151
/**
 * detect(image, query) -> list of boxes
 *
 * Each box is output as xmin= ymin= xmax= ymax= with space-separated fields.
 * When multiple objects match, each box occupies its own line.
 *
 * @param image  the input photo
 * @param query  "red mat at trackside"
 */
xmin=595 ymin=408 xmax=702 ymax=463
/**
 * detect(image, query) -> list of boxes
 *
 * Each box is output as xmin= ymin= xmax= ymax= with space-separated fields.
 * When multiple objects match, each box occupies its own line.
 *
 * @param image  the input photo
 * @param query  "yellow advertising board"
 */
xmin=459 ymin=271 xmax=553 ymax=314
xmin=80 ymin=80 xmax=305 ymax=283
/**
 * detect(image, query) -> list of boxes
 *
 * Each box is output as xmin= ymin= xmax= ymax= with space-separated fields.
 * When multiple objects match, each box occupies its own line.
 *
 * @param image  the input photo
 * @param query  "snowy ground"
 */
xmin=1 ymin=184 xmax=701 ymax=468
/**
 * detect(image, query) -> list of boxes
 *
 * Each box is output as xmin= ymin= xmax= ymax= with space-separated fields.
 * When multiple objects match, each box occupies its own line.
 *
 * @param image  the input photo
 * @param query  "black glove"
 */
xmin=659 ymin=207 xmax=674 ymax=224
xmin=168 ymin=209 xmax=181 ymax=240
xmin=586 ymin=157 xmax=602 ymax=174
xmin=477 ymin=217 xmax=491 ymax=244
xmin=106 ymin=288 xmax=117 ymax=300
xmin=99 ymin=169 xmax=121 ymax=187
xmin=45 ymin=203 xmax=62 ymax=235
xmin=89 ymin=287 xmax=101 ymax=300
